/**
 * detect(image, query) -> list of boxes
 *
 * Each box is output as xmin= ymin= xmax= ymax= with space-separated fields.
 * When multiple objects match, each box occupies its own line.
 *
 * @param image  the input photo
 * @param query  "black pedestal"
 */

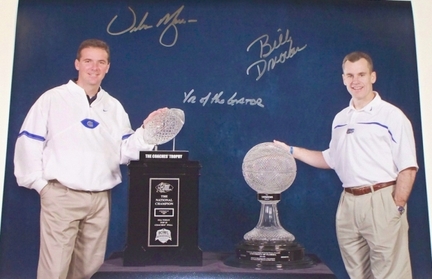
xmin=95 ymin=252 xmax=337 ymax=279
xmin=225 ymin=239 xmax=315 ymax=269
xmin=123 ymin=151 xmax=202 ymax=266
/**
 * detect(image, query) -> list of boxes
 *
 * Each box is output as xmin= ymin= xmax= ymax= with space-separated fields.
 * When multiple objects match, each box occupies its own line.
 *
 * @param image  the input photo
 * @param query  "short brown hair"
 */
xmin=76 ymin=39 xmax=110 ymax=63
xmin=342 ymin=51 xmax=374 ymax=72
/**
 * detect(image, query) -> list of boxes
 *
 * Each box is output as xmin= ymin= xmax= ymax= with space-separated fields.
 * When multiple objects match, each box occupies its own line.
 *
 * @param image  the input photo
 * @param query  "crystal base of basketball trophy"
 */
xmin=224 ymin=142 xmax=314 ymax=270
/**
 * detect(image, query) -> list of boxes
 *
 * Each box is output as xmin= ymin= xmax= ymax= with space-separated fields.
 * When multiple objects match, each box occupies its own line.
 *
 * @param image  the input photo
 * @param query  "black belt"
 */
xmin=344 ymin=181 xmax=396 ymax=196
xmin=48 ymin=179 xmax=105 ymax=193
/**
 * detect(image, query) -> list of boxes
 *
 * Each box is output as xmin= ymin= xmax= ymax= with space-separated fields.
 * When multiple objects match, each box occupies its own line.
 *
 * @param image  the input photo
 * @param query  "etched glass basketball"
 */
xmin=242 ymin=142 xmax=296 ymax=194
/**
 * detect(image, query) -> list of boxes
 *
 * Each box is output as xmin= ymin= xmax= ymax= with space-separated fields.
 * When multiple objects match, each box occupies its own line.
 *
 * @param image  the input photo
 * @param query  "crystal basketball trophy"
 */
xmin=225 ymin=142 xmax=314 ymax=269
xmin=143 ymin=108 xmax=185 ymax=149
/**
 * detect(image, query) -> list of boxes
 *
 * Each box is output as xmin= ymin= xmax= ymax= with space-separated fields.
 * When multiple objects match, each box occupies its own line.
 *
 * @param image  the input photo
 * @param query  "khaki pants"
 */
xmin=38 ymin=181 xmax=110 ymax=279
xmin=336 ymin=185 xmax=411 ymax=279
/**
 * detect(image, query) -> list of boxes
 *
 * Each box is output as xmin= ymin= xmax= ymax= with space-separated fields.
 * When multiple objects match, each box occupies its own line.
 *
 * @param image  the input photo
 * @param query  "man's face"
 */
xmin=75 ymin=47 xmax=110 ymax=88
xmin=342 ymin=58 xmax=376 ymax=105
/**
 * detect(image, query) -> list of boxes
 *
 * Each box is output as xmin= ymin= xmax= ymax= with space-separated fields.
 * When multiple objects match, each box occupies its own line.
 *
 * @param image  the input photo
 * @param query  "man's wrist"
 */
xmin=397 ymin=205 xmax=405 ymax=215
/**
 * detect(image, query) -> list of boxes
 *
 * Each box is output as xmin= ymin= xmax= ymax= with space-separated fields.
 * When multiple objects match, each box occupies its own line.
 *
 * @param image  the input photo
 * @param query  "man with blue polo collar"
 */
xmin=275 ymin=51 xmax=418 ymax=279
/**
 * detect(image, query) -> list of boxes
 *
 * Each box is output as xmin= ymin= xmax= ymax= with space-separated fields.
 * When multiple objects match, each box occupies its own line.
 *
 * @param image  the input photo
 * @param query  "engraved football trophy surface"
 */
xmin=143 ymin=108 xmax=185 ymax=149
xmin=225 ymin=142 xmax=314 ymax=269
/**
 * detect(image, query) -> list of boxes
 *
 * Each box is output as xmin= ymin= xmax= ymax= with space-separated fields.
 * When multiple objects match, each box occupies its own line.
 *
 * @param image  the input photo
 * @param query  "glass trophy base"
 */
xmin=224 ymin=239 xmax=315 ymax=270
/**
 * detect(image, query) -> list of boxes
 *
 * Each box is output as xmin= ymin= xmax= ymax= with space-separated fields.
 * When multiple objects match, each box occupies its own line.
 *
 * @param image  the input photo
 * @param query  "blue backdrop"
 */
xmin=1 ymin=0 xmax=430 ymax=278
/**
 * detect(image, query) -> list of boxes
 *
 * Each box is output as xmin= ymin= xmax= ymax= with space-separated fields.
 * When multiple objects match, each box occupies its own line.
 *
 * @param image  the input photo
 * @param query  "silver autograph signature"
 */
xmin=247 ymin=29 xmax=307 ymax=81
xmin=106 ymin=5 xmax=197 ymax=47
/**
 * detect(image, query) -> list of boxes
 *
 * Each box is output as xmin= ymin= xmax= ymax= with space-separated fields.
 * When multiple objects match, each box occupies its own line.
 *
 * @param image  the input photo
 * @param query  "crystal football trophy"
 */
xmin=124 ymin=107 xmax=202 ymax=266
xmin=225 ymin=142 xmax=314 ymax=269
xmin=143 ymin=108 xmax=185 ymax=150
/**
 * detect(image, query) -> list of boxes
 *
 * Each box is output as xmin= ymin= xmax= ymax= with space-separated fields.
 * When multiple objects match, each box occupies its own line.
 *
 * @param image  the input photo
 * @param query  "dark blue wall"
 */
xmin=1 ymin=0 xmax=430 ymax=278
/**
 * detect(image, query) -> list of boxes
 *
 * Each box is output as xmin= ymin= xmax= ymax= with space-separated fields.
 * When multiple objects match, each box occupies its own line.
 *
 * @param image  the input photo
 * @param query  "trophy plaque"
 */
xmin=123 ymin=108 xmax=202 ymax=266
xmin=225 ymin=142 xmax=314 ymax=269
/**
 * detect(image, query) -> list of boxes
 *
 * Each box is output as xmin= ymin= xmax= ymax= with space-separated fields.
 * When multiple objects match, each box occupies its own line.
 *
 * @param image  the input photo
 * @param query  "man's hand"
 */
xmin=393 ymin=167 xmax=417 ymax=207
xmin=273 ymin=139 xmax=331 ymax=169
xmin=273 ymin=140 xmax=291 ymax=152
xmin=142 ymin=107 xmax=168 ymax=128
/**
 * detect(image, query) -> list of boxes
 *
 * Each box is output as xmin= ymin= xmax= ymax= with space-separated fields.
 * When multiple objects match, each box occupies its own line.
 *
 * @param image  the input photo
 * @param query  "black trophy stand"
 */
xmin=123 ymin=147 xmax=202 ymax=266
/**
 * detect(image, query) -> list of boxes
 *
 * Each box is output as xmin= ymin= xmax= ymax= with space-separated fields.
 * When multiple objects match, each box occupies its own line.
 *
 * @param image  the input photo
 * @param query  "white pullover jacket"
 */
xmin=14 ymin=80 xmax=154 ymax=193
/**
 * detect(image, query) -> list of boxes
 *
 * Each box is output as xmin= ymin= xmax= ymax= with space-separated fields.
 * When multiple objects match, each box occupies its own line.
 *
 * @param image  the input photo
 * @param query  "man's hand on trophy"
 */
xmin=273 ymin=140 xmax=295 ymax=155
xmin=142 ymin=107 xmax=168 ymax=129
xmin=142 ymin=107 xmax=186 ymax=146
xmin=273 ymin=140 xmax=289 ymax=150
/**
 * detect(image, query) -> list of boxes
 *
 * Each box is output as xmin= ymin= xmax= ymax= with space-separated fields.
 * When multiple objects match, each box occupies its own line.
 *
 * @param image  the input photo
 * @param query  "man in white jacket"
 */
xmin=14 ymin=39 xmax=165 ymax=279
